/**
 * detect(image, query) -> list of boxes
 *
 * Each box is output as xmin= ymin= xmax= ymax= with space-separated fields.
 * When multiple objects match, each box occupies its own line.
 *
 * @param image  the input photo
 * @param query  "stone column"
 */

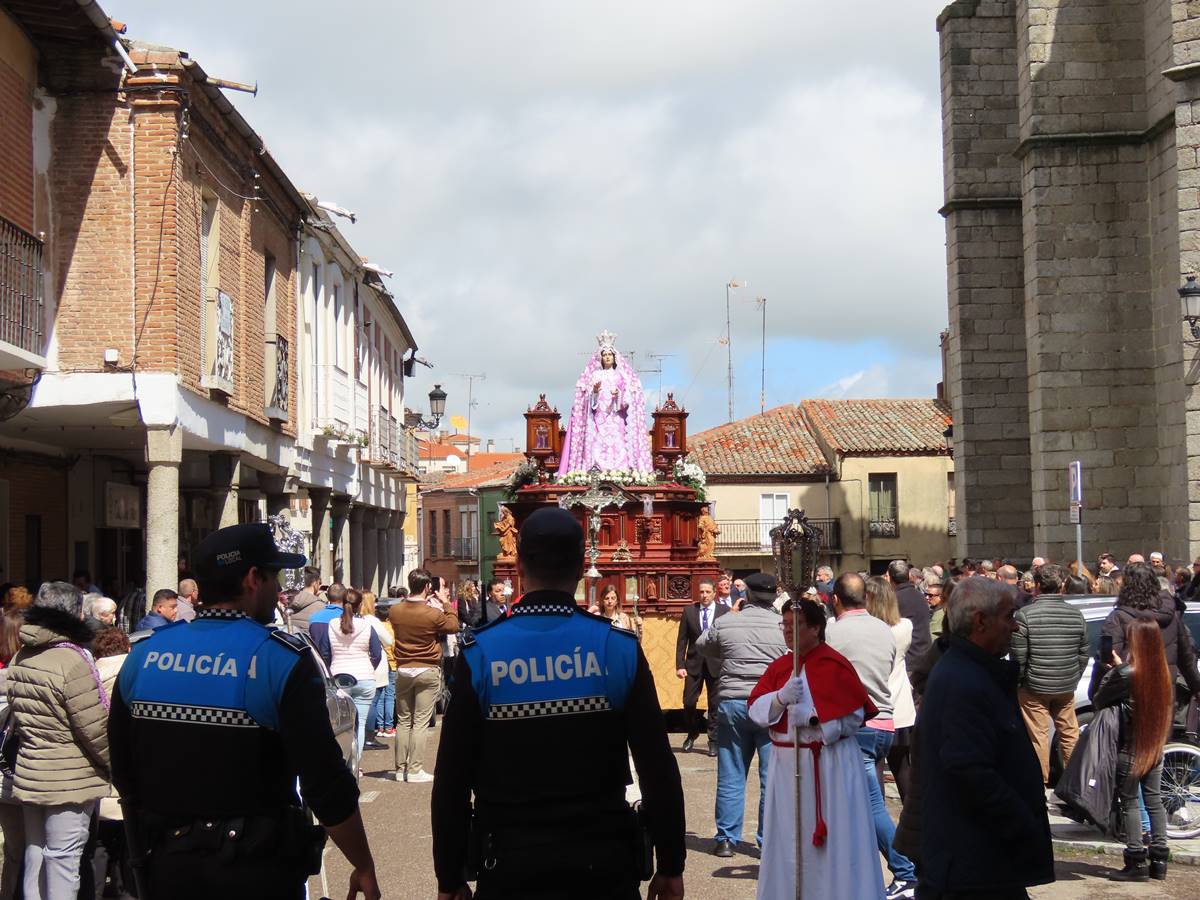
xmin=390 ymin=511 xmax=405 ymax=589
xmin=209 ymin=453 xmax=241 ymax=529
xmin=349 ymin=505 xmax=366 ymax=589
xmin=331 ymin=496 xmax=353 ymax=585
xmin=361 ymin=508 xmax=379 ymax=593
xmin=377 ymin=510 xmax=393 ymax=595
xmin=259 ymin=473 xmax=293 ymax=519
xmin=308 ymin=488 xmax=332 ymax=577
xmin=146 ymin=425 xmax=182 ymax=602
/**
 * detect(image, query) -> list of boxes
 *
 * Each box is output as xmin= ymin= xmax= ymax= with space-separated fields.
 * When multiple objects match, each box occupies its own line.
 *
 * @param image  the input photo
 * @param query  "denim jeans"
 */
xmin=367 ymin=669 xmax=396 ymax=732
xmin=856 ymin=726 xmax=916 ymax=883
xmin=714 ymin=698 xmax=771 ymax=845
xmin=1119 ymin=751 xmax=1166 ymax=854
xmin=22 ymin=801 xmax=95 ymax=900
xmin=345 ymin=678 xmax=376 ymax=772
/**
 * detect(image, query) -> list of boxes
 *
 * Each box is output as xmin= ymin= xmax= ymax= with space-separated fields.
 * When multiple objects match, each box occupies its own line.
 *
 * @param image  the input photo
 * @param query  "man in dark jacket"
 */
xmin=1012 ymin=563 xmax=1089 ymax=785
xmin=918 ymin=576 xmax=1054 ymax=897
xmin=890 ymin=560 xmax=932 ymax=670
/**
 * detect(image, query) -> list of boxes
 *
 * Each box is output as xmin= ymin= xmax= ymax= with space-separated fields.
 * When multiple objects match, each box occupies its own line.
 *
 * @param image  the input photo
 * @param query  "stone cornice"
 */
xmin=938 ymin=197 xmax=1021 ymax=218
xmin=1013 ymin=112 xmax=1175 ymax=160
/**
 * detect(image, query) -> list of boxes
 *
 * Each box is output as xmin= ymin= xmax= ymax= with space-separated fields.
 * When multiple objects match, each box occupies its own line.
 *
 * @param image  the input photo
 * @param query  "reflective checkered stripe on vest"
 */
xmin=465 ymin=611 xmax=638 ymax=720
xmin=118 ymin=615 xmax=298 ymax=731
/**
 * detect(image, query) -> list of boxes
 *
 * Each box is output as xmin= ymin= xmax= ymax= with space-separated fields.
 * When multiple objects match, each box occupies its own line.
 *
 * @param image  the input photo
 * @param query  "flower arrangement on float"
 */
xmin=671 ymin=458 xmax=707 ymax=499
xmin=555 ymin=469 xmax=656 ymax=487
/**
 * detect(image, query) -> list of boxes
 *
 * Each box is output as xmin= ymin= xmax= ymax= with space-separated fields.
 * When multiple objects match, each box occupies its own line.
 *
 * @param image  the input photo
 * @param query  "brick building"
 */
xmin=0 ymin=2 xmax=421 ymax=600
xmin=937 ymin=1 xmax=1200 ymax=563
xmin=417 ymin=456 xmax=523 ymax=592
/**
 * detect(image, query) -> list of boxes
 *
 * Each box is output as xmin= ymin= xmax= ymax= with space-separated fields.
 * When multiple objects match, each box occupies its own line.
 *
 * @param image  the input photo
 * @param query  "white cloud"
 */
xmin=108 ymin=0 xmax=953 ymax=444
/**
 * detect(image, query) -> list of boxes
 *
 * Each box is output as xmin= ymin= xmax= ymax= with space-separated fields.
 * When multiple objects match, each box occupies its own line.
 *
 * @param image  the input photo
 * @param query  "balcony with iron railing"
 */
xmin=0 ymin=215 xmax=46 ymax=367
xmin=451 ymin=537 xmax=478 ymax=562
xmin=714 ymin=518 xmax=843 ymax=556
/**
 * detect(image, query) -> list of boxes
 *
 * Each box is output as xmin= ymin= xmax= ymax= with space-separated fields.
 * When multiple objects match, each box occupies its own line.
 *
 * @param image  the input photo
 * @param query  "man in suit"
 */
xmin=676 ymin=578 xmax=727 ymax=755
xmin=481 ymin=577 xmax=510 ymax=625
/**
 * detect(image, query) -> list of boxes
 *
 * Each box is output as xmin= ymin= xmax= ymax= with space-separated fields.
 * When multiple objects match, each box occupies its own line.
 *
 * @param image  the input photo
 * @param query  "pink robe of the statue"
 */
xmin=748 ymin=647 xmax=885 ymax=900
xmin=557 ymin=349 xmax=653 ymax=475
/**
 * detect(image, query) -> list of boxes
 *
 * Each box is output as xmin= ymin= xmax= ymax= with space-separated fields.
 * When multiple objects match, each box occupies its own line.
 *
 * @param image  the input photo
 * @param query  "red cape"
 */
xmin=748 ymin=643 xmax=877 ymax=737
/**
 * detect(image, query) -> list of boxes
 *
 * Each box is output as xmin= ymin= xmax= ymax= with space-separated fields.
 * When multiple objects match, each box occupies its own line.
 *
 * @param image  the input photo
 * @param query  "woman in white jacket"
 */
xmin=865 ymin=576 xmax=917 ymax=799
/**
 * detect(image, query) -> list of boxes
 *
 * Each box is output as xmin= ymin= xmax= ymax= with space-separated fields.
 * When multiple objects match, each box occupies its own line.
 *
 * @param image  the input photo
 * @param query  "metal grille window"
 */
xmin=869 ymin=473 xmax=899 ymax=538
xmin=0 ymin=216 xmax=45 ymax=357
xmin=429 ymin=515 xmax=438 ymax=558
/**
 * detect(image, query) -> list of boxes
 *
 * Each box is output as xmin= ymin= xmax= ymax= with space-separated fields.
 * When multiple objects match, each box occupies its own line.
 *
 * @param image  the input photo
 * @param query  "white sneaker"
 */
xmin=392 ymin=770 xmax=406 ymax=782
xmin=406 ymin=770 xmax=435 ymax=783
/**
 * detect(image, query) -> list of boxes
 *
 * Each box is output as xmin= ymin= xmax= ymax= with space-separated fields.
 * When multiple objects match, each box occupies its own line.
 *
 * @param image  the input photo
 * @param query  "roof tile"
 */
xmin=801 ymin=399 xmax=951 ymax=455
xmin=688 ymin=406 xmax=832 ymax=477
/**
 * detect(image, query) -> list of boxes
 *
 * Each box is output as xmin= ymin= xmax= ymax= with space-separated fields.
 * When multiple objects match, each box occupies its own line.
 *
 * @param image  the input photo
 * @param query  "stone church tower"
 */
xmin=939 ymin=0 xmax=1200 ymax=563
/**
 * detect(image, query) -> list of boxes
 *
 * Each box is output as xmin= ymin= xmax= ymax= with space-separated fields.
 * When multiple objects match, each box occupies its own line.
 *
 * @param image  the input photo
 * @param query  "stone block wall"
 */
xmin=940 ymin=0 xmax=1200 ymax=562
xmin=939 ymin=0 xmax=1035 ymax=560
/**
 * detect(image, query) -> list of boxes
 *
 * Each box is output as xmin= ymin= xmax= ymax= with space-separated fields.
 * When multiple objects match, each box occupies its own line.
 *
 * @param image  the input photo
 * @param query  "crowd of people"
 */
xmin=663 ymin=550 xmax=1198 ymax=898
xmin=0 ymin=538 xmax=1193 ymax=898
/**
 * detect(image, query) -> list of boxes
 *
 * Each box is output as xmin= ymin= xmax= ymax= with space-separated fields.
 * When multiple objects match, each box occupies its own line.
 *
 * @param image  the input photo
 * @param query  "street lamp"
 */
xmin=416 ymin=384 xmax=447 ymax=429
xmin=1181 ymin=276 xmax=1200 ymax=341
xmin=412 ymin=384 xmax=448 ymax=478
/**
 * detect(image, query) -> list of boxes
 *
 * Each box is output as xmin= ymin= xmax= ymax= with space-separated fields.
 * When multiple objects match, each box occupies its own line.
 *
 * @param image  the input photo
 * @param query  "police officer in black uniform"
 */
xmin=431 ymin=508 xmax=686 ymax=900
xmin=108 ymin=524 xmax=381 ymax=900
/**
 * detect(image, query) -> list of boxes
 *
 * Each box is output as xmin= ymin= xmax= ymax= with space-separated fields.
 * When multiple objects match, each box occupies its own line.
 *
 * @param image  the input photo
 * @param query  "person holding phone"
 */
xmin=1094 ymin=562 xmax=1200 ymax=703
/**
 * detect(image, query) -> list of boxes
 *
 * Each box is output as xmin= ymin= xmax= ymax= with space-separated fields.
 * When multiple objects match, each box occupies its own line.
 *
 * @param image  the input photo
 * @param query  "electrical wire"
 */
xmin=182 ymin=136 xmax=259 ymax=202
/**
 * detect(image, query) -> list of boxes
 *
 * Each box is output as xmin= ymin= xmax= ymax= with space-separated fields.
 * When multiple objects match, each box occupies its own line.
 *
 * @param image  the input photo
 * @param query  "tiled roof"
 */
xmin=688 ymin=406 xmax=832 ymax=477
xmin=801 ymin=399 xmax=951 ymax=456
xmin=417 ymin=441 xmax=464 ymax=460
xmin=425 ymin=457 xmax=523 ymax=493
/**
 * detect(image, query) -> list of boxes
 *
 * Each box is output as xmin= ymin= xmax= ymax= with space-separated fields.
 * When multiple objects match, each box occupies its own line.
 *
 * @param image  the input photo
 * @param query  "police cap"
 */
xmin=744 ymin=572 xmax=778 ymax=606
xmin=193 ymin=523 xmax=307 ymax=582
xmin=518 ymin=507 xmax=585 ymax=567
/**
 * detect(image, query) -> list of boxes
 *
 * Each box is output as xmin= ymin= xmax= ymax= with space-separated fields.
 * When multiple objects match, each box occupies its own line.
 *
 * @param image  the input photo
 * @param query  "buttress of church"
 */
xmin=939 ymin=0 xmax=1200 ymax=564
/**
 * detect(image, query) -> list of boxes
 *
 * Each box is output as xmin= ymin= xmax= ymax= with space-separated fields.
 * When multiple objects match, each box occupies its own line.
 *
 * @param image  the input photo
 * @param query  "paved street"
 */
xmin=310 ymin=729 xmax=1200 ymax=900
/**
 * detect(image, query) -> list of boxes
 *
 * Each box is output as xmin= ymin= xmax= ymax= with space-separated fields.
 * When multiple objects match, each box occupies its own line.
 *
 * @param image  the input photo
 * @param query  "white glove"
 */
xmin=776 ymin=676 xmax=807 ymax=706
xmin=788 ymin=701 xmax=817 ymax=728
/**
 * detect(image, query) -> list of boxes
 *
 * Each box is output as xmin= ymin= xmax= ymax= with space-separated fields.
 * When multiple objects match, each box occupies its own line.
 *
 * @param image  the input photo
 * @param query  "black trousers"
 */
xmin=682 ymin=667 xmax=718 ymax=743
xmin=916 ymin=888 xmax=1030 ymax=900
xmin=476 ymin=874 xmax=640 ymax=899
xmin=146 ymin=852 xmax=306 ymax=900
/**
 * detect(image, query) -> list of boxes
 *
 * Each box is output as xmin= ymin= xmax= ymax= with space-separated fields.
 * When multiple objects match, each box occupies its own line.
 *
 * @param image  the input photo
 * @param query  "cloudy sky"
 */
xmin=110 ymin=1 xmax=951 ymax=447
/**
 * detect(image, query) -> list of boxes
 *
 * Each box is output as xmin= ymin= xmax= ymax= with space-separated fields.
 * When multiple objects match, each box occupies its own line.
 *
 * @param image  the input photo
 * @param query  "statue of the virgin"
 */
xmin=557 ymin=331 xmax=653 ymax=475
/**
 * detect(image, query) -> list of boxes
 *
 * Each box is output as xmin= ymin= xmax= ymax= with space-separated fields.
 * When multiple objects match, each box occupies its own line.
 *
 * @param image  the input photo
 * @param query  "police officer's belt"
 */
xmin=468 ymin=801 xmax=652 ymax=883
xmin=140 ymin=807 xmax=325 ymax=875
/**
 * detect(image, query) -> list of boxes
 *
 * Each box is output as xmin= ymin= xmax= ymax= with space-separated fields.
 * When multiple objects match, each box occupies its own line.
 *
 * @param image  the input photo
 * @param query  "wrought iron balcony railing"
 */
xmin=451 ymin=537 xmax=477 ymax=561
xmin=0 ymin=215 xmax=45 ymax=361
xmin=714 ymin=518 xmax=842 ymax=555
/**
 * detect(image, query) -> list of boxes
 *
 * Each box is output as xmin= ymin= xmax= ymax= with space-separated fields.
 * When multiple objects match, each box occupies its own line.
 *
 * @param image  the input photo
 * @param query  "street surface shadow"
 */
xmin=684 ymin=833 xmax=761 ymax=862
xmin=711 ymin=864 xmax=759 ymax=881
xmin=1052 ymin=857 xmax=1120 ymax=882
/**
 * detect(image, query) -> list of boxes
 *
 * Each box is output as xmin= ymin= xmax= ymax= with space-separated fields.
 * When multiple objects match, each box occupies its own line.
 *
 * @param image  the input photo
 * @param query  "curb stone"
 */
xmin=1052 ymin=838 xmax=1200 ymax=867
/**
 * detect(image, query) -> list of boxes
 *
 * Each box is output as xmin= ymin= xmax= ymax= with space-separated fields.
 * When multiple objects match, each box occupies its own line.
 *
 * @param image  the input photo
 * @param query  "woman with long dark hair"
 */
xmin=1093 ymin=618 xmax=1175 ymax=881
xmin=326 ymin=588 xmax=382 ymax=776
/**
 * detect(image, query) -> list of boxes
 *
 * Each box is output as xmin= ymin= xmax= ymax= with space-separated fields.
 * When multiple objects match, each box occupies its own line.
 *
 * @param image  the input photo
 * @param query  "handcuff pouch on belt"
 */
xmin=466 ymin=803 xmax=653 ymax=883
xmin=146 ymin=806 xmax=326 ymax=875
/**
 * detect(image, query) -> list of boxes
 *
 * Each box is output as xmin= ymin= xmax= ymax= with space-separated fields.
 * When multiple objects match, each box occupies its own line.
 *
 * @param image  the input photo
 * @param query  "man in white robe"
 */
xmin=748 ymin=598 xmax=885 ymax=900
